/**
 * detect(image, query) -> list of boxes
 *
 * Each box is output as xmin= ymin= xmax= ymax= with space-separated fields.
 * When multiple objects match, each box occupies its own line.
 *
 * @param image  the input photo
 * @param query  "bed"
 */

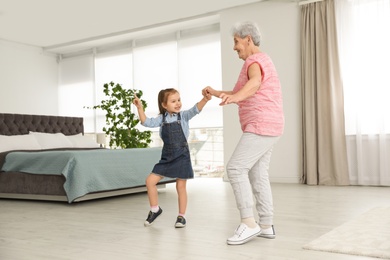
xmin=0 ymin=113 xmax=174 ymax=203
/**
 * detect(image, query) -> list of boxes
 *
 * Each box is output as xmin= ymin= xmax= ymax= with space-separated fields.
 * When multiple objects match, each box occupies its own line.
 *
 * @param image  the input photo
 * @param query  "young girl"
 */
xmin=133 ymin=88 xmax=211 ymax=228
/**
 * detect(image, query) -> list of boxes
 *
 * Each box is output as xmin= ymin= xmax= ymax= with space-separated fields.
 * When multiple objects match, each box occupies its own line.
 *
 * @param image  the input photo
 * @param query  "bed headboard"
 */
xmin=0 ymin=113 xmax=84 ymax=136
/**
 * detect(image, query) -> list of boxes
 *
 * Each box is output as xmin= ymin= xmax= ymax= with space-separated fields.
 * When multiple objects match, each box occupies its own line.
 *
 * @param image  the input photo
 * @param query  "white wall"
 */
xmin=0 ymin=40 xmax=58 ymax=115
xmin=220 ymin=1 xmax=302 ymax=183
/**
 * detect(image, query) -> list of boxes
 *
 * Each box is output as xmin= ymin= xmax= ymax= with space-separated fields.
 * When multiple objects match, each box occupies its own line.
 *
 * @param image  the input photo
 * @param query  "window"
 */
xmin=58 ymin=55 xmax=94 ymax=132
xmin=336 ymin=0 xmax=390 ymax=135
xmin=95 ymin=50 xmax=133 ymax=132
xmin=335 ymin=0 xmax=390 ymax=185
xmin=58 ymin=22 xmax=224 ymax=177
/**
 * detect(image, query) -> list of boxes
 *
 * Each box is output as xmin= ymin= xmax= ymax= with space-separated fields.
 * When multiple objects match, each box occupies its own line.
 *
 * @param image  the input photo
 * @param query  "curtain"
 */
xmin=300 ymin=0 xmax=349 ymax=185
xmin=335 ymin=0 xmax=390 ymax=186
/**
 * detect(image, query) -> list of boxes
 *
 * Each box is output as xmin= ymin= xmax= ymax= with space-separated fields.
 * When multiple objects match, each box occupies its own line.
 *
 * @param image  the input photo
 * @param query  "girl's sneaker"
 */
xmin=174 ymin=216 xmax=186 ymax=228
xmin=144 ymin=207 xmax=163 ymax=226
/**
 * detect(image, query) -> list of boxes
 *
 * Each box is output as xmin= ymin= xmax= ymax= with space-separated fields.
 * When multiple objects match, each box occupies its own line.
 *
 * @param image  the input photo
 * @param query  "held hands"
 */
xmin=202 ymin=89 xmax=212 ymax=101
xmin=202 ymin=86 xmax=214 ymax=98
xmin=202 ymin=86 xmax=238 ymax=106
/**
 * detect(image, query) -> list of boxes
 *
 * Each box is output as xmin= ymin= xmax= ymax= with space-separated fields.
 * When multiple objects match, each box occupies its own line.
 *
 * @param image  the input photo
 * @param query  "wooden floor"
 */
xmin=0 ymin=178 xmax=388 ymax=260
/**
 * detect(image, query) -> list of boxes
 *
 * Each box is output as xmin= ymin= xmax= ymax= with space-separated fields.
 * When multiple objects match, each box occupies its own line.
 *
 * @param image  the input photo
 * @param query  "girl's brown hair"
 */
xmin=158 ymin=88 xmax=179 ymax=115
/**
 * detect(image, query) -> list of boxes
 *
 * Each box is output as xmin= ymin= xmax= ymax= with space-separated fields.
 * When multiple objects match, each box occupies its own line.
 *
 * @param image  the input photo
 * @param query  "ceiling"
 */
xmin=0 ymin=0 xmax=274 ymax=54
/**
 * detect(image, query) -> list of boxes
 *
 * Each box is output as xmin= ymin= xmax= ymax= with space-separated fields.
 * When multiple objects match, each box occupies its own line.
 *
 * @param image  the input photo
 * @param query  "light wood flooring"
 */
xmin=0 ymin=178 xmax=389 ymax=260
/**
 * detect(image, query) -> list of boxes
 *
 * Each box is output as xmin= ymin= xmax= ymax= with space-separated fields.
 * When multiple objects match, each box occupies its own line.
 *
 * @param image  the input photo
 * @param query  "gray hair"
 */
xmin=231 ymin=21 xmax=261 ymax=47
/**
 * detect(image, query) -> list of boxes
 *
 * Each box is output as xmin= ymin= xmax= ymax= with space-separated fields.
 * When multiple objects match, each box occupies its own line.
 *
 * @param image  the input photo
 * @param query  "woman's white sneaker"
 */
xmin=227 ymin=223 xmax=261 ymax=245
xmin=258 ymin=225 xmax=276 ymax=239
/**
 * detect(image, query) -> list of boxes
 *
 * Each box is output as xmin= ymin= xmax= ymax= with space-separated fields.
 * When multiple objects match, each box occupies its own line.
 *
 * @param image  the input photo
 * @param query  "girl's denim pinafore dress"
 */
xmin=152 ymin=113 xmax=194 ymax=179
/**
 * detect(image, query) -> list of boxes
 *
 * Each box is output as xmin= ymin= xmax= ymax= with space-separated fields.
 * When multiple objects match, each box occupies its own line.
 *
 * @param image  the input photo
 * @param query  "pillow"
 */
xmin=66 ymin=134 xmax=100 ymax=148
xmin=29 ymin=132 xmax=73 ymax=149
xmin=0 ymin=134 xmax=41 ymax=153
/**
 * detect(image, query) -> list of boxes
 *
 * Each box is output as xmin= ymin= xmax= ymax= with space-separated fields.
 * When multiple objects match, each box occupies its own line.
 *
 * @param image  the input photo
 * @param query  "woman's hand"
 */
xmin=219 ymin=93 xmax=239 ymax=106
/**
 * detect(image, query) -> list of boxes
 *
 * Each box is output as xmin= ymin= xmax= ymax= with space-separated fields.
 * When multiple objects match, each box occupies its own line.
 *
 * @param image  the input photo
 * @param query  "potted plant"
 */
xmin=86 ymin=81 xmax=152 ymax=149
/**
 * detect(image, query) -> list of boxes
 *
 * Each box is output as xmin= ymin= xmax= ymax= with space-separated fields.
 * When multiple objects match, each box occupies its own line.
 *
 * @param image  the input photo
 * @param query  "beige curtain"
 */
xmin=300 ymin=0 xmax=349 ymax=185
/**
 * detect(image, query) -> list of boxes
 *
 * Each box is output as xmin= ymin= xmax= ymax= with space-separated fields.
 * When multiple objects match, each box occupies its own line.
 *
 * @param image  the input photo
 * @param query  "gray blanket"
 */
xmin=1 ymin=147 xmax=169 ymax=202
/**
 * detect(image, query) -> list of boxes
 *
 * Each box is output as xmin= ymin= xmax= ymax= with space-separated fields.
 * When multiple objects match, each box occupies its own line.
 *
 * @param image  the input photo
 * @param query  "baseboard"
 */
xmin=221 ymin=174 xmax=301 ymax=184
xmin=270 ymin=176 xmax=301 ymax=184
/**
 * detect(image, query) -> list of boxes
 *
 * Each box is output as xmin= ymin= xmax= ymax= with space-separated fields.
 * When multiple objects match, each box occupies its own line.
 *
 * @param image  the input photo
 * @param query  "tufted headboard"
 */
xmin=0 ymin=113 xmax=84 ymax=136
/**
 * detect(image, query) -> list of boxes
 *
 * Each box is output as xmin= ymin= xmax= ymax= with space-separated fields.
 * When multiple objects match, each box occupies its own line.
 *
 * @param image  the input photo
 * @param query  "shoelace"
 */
xmin=235 ymin=225 xmax=246 ymax=237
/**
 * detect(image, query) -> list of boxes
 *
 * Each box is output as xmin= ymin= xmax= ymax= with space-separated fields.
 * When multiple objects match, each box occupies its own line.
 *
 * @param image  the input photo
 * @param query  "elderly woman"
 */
xmin=203 ymin=21 xmax=284 ymax=245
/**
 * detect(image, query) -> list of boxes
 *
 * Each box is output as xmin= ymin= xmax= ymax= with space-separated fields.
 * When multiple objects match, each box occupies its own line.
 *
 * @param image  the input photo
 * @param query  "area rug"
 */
xmin=303 ymin=207 xmax=390 ymax=259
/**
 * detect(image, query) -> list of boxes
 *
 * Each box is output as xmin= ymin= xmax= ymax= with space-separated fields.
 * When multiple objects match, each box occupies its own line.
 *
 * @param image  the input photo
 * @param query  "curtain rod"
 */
xmin=299 ymin=0 xmax=323 ymax=5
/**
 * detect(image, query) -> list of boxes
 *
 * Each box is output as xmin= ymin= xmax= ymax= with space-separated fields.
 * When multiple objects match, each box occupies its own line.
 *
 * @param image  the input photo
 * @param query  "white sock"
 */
xmin=260 ymin=225 xmax=271 ymax=229
xmin=241 ymin=217 xmax=257 ymax=228
xmin=151 ymin=206 xmax=159 ymax=213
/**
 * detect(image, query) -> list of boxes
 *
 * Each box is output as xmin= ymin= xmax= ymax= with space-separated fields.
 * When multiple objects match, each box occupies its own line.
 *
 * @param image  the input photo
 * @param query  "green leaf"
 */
xmin=84 ymin=81 xmax=152 ymax=149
